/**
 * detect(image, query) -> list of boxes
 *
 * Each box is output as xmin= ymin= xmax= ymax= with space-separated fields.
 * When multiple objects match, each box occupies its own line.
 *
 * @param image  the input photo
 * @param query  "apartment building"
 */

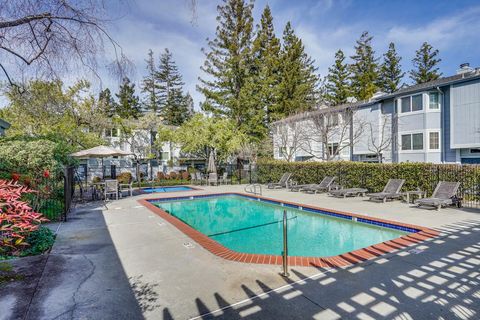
xmin=273 ymin=64 xmax=480 ymax=164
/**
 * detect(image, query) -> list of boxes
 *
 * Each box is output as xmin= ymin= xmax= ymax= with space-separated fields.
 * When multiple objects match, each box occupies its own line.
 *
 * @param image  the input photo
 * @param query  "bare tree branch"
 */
xmin=367 ymin=114 xmax=392 ymax=163
xmin=0 ymin=0 xmax=130 ymax=86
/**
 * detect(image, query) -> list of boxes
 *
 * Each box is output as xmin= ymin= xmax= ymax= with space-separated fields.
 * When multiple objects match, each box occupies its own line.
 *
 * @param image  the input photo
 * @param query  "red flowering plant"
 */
xmin=0 ymin=180 xmax=48 ymax=256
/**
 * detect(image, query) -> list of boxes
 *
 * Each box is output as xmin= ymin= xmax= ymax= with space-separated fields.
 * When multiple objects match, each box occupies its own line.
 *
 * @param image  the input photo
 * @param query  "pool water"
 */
xmin=143 ymin=186 xmax=194 ymax=193
xmin=152 ymin=195 xmax=409 ymax=257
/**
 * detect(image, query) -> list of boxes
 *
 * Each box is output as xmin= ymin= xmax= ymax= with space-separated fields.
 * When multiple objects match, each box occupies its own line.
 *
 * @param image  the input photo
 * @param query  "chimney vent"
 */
xmin=457 ymin=63 xmax=474 ymax=75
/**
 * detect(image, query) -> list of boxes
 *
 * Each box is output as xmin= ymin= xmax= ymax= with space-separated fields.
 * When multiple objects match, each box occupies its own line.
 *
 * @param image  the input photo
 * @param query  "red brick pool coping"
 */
xmin=138 ymin=192 xmax=439 ymax=268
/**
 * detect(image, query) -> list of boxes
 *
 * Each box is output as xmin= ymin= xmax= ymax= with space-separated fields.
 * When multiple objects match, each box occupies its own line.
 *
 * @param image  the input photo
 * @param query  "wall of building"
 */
xmin=450 ymin=78 xmax=480 ymax=149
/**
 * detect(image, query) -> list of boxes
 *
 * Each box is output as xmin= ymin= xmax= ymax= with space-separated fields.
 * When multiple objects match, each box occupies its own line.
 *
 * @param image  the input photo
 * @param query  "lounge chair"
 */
xmin=267 ymin=173 xmax=292 ymax=189
xmin=416 ymin=181 xmax=460 ymax=210
xmin=329 ymin=188 xmax=368 ymax=198
xmin=366 ymin=179 xmax=405 ymax=203
xmin=296 ymin=176 xmax=336 ymax=194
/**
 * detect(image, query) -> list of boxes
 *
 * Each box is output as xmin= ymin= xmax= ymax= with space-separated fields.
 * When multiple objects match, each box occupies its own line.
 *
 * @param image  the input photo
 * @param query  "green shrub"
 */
xmin=20 ymin=227 xmax=56 ymax=257
xmin=257 ymin=159 xmax=480 ymax=196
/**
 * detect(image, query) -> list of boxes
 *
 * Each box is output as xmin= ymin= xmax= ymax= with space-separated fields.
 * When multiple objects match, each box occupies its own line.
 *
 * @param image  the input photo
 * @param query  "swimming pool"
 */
xmin=142 ymin=186 xmax=195 ymax=193
xmin=149 ymin=194 xmax=420 ymax=257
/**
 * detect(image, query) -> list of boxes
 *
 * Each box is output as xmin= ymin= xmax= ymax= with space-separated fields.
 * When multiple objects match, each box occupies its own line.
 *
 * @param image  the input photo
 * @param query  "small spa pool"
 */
xmin=142 ymin=186 xmax=195 ymax=193
xmin=150 ymin=194 xmax=418 ymax=257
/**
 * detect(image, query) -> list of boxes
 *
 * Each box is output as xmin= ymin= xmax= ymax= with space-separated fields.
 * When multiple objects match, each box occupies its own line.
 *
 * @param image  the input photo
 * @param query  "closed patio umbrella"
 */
xmin=71 ymin=145 xmax=131 ymax=179
xmin=207 ymin=152 xmax=217 ymax=174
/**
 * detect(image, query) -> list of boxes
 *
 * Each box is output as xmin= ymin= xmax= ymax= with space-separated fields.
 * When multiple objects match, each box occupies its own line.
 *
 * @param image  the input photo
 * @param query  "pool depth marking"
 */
xmin=138 ymin=192 xmax=439 ymax=268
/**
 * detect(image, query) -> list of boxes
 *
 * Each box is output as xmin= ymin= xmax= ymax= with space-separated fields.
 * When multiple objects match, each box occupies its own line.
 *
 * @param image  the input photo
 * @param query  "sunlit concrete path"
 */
xmin=2 ymin=185 xmax=479 ymax=319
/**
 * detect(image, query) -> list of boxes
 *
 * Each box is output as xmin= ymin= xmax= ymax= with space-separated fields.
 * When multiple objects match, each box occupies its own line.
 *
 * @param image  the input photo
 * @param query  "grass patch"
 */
xmin=0 ymin=262 xmax=24 ymax=285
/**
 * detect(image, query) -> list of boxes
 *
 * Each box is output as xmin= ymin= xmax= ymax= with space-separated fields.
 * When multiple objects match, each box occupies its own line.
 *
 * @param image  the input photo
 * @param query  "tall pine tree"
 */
xmin=252 ymin=5 xmax=281 ymax=125
xmin=197 ymin=0 xmax=255 ymax=126
xmin=115 ymin=77 xmax=141 ymax=119
xmin=324 ymin=49 xmax=350 ymax=106
xmin=410 ymin=42 xmax=442 ymax=84
xmin=350 ymin=31 xmax=379 ymax=101
xmin=98 ymin=88 xmax=116 ymax=117
xmin=275 ymin=22 xmax=319 ymax=120
xmin=378 ymin=42 xmax=404 ymax=93
xmin=156 ymin=48 xmax=190 ymax=126
xmin=141 ymin=49 xmax=160 ymax=114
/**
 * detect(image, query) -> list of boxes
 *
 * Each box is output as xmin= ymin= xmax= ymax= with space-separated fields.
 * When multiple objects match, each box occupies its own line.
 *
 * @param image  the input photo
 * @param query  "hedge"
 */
xmin=256 ymin=159 xmax=480 ymax=197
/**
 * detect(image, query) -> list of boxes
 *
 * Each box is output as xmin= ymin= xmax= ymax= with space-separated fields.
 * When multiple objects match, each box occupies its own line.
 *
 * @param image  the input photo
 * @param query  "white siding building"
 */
xmin=273 ymin=65 xmax=480 ymax=164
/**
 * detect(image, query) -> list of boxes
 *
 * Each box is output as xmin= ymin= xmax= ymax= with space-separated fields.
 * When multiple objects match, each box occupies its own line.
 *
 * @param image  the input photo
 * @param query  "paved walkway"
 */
xmin=1 ymin=185 xmax=479 ymax=319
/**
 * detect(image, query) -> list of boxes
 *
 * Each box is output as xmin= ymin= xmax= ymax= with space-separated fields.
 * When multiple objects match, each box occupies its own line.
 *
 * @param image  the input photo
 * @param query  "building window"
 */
xmin=328 ymin=143 xmax=339 ymax=156
xmin=400 ymin=94 xmax=423 ymax=113
xmin=411 ymin=94 xmax=423 ymax=112
xmin=470 ymin=148 xmax=480 ymax=154
xmin=429 ymin=132 xmax=439 ymax=150
xmin=401 ymin=97 xmax=411 ymax=113
xmin=279 ymin=147 xmax=287 ymax=158
xmin=105 ymin=128 xmax=118 ymax=137
xmin=429 ymin=92 xmax=439 ymax=109
xmin=401 ymin=133 xmax=423 ymax=150
xmin=160 ymin=152 xmax=169 ymax=160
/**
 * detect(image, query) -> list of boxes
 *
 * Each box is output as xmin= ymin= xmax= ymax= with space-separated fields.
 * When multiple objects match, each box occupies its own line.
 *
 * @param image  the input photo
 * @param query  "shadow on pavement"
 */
xmin=178 ymin=220 xmax=480 ymax=319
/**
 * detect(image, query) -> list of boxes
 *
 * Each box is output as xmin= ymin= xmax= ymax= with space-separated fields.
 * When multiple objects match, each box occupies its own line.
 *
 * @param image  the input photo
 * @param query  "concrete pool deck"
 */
xmin=2 ymin=184 xmax=479 ymax=319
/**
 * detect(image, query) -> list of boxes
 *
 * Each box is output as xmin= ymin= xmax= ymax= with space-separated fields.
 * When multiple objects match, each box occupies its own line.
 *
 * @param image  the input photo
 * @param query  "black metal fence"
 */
xmin=63 ymin=166 xmax=75 ymax=221
xmin=216 ymin=163 xmax=258 ymax=185
xmin=257 ymin=162 xmax=480 ymax=209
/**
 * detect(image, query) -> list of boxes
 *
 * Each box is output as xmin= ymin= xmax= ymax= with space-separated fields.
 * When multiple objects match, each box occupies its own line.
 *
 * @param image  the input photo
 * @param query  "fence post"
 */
xmin=249 ymin=163 xmax=252 ymax=184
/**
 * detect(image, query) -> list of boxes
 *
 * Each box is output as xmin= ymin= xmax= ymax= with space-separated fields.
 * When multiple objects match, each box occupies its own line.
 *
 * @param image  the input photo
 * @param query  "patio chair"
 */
xmin=119 ymin=180 xmax=133 ymax=197
xmin=104 ymin=179 xmax=119 ymax=200
xmin=190 ymin=172 xmax=198 ymax=185
xmin=208 ymin=173 xmax=218 ymax=186
xmin=267 ymin=173 xmax=292 ymax=189
xmin=416 ymin=181 xmax=461 ymax=210
xmin=195 ymin=172 xmax=204 ymax=185
xmin=329 ymin=188 xmax=368 ymax=198
xmin=297 ymin=176 xmax=337 ymax=194
xmin=366 ymin=179 xmax=405 ymax=203
xmin=219 ymin=172 xmax=229 ymax=185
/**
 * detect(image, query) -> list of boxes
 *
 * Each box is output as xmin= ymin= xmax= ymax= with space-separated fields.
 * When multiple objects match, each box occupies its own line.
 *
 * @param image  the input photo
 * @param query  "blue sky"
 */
xmin=16 ymin=0 xmax=480 ymax=109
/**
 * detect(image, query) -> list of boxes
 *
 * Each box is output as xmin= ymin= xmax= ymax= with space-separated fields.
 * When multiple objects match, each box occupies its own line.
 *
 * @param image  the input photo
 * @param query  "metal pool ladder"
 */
xmin=245 ymin=184 xmax=262 ymax=196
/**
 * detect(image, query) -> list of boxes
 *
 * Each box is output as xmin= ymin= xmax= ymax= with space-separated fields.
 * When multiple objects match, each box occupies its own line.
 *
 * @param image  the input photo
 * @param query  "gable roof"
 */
xmin=381 ymin=70 xmax=480 ymax=99
xmin=273 ymin=69 xmax=480 ymax=125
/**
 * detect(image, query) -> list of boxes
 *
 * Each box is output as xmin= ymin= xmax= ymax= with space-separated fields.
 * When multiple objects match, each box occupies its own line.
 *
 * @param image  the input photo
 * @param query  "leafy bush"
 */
xmin=0 ymin=180 xmax=47 ymax=256
xmin=156 ymin=172 xmax=166 ymax=180
xmin=0 ymin=139 xmax=62 ymax=180
xmin=169 ymin=172 xmax=178 ymax=180
xmin=117 ymin=172 xmax=132 ymax=184
xmin=20 ymin=226 xmax=55 ymax=257
xmin=181 ymin=171 xmax=189 ymax=180
xmin=257 ymin=159 xmax=480 ymax=196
